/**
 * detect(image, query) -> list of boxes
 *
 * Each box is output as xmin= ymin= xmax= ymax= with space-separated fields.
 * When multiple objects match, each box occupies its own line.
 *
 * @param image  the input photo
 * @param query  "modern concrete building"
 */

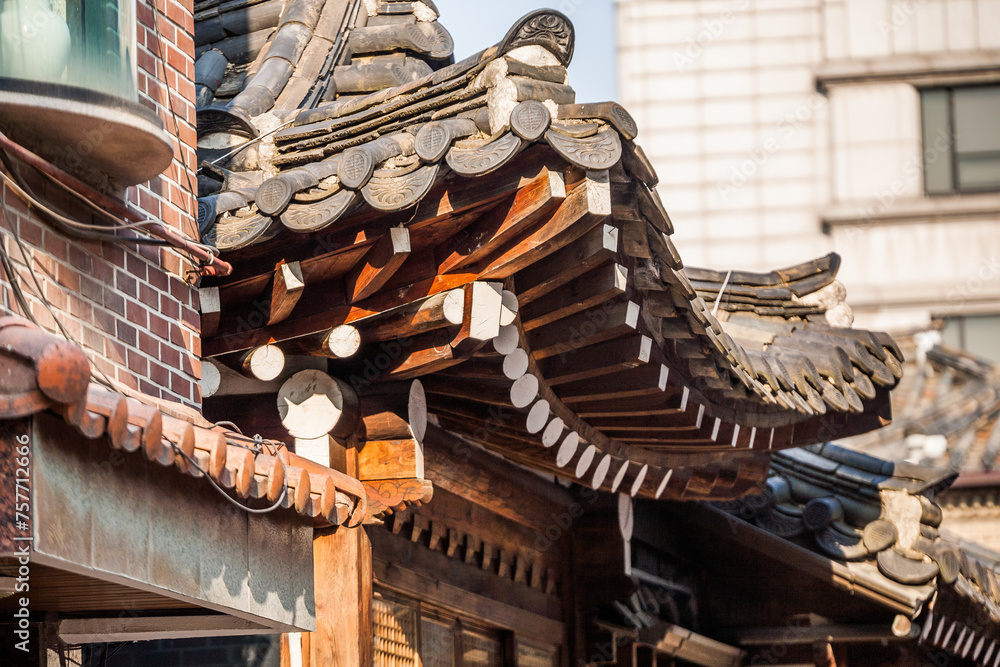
xmin=617 ymin=0 xmax=1000 ymax=350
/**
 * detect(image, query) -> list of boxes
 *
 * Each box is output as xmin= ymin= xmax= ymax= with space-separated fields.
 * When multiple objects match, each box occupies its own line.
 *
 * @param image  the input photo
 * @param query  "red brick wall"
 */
xmin=0 ymin=0 xmax=202 ymax=408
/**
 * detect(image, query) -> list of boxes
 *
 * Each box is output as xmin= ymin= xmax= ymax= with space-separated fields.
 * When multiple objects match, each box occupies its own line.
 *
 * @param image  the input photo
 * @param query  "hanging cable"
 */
xmin=0 ymin=185 xmax=117 ymax=388
xmin=0 ymin=131 xmax=232 ymax=276
xmin=165 ymin=432 xmax=290 ymax=515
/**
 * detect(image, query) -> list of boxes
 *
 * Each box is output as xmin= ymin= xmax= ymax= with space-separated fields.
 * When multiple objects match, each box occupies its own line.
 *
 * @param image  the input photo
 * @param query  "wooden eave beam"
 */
xmin=421 ymin=424 xmax=576 ymax=531
xmin=513 ymin=221 xmax=619 ymax=304
xmin=203 ymin=273 xmax=478 ymax=357
xmin=519 ymin=262 xmax=628 ymax=331
xmin=478 ymin=170 xmax=612 ymax=280
xmin=267 ymin=261 xmax=305 ymax=325
xmin=345 ymin=227 xmax=411 ymax=303
xmin=436 ymin=167 xmax=566 ymax=273
xmin=538 ymin=334 xmax=653 ymax=386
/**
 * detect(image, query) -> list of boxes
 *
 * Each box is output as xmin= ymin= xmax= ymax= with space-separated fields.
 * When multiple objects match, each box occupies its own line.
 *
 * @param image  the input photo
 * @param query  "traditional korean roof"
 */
xmin=846 ymin=340 xmax=1000 ymax=475
xmin=709 ymin=443 xmax=1000 ymax=661
xmin=194 ymin=2 xmax=903 ymax=501
xmin=0 ymin=316 xmax=367 ymax=527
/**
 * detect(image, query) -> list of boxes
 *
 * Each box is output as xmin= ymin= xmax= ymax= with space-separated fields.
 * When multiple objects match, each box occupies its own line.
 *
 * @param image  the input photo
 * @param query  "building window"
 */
xmin=921 ymin=85 xmax=1000 ymax=195
xmin=940 ymin=314 xmax=1000 ymax=363
xmin=373 ymin=591 xmax=559 ymax=666
xmin=516 ymin=642 xmax=558 ymax=667
xmin=0 ymin=0 xmax=136 ymax=99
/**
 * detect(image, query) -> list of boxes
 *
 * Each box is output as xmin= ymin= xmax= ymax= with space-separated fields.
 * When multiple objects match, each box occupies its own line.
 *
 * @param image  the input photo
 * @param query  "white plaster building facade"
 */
xmin=617 ymin=0 xmax=1000 ymax=346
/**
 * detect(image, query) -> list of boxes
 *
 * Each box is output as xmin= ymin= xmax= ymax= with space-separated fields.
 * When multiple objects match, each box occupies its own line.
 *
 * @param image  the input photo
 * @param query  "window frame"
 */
xmin=372 ymin=589 xmax=561 ymax=667
xmin=920 ymin=83 xmax=1000 ymax=196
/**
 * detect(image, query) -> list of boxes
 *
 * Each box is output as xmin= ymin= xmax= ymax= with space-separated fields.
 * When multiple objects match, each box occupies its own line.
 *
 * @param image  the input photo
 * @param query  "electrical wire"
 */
xmin=203 ymin=119 xmax=296 ymax=169
xmin=0 ymin=183 xmax=117 ymax=389
xmin=165 ymin=432 xmax=291 ymax=515
xmin=20 ymin=166 xmax=215 ymax=249
xmin=0 ymin=162 xmax=169 ymax=246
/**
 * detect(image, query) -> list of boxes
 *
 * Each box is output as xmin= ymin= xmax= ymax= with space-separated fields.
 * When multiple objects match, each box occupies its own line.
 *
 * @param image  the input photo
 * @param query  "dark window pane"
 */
xmin=420 ymin=618 xmax=455 ymax=667
xmin=462 ymin=631 xmax=503 ymax=667
xmin=920 ymin=89 xmax=953 ymax=195
xmin=962 ymin=315 xmax=1000 ymax=363
xmin=953 ymin=87 xmax=1000 ymax=153
xmin=957 ymin=152 xmax=1000 ymax=191
xmin=941 ymin=318 xmax=964 ymax=350
xmin=517 ymin=642 xmax=557 ymax=666
xmin=954 ymin=86 xmax=1000 ymax=191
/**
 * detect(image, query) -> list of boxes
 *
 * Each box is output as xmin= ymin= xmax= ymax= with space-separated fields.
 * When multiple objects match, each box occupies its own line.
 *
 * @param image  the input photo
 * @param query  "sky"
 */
xmin=433 ymin=0 xmax=618 ymax=104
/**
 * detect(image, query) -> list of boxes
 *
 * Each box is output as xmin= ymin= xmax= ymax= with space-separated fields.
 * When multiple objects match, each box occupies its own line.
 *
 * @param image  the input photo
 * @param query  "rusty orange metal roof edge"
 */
xmin=0 ymin=316 xmax=367 ymax=528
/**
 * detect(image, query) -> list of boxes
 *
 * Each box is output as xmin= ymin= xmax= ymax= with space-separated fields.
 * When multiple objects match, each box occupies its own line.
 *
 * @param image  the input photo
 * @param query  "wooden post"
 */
xmin=284 ymin=444 xmax=373 ymax=667
xmin=291 ymin=525 xmax=373 ymax=667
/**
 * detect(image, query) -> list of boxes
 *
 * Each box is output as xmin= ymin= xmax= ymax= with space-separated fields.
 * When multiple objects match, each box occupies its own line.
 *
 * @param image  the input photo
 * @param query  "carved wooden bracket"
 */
xmin=363 ymin=478 xmax=434 ymax=522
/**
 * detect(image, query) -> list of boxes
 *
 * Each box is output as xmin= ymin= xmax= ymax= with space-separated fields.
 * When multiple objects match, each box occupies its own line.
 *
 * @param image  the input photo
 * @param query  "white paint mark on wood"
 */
xmin=555 ymin=432 xmax=579 ymax=467
xmin=244 ymin=345 xmax=285 ymax=381
xmin=493 ymin=323 xmax=520 ymax=355
xmin=526 ymin=400 xmax=550 ymax=434
xmin=289 ymin=633 xmax=303 ymax=667
xmin=547 ymin=169 xmax=567 ymax=199
xmin=655 ymin=469 xmax=673 ymax=499
xmin=592 ymin=454 xmax=612 ymax=490
xmin=510 ymin=374 xmax=539 ymax=408
xmin=614 ymin=263 xmax=629 ymax=291
xmin=325 ymin=324 xmax=362 ymax=358
xmin=500 ymin=290 xmax=519 ymax=326
xmin=503 ymin=348 xmax=530 ymax=379
xmin=585 ymin=170 xmax=612 ymax=216
xmin=409 ymin=380 xmax=428 ymax=442
xmin=277 ymin=370 xmax=349 ymax=439
xmin=625 ymin=301 xmax=641 ymax=329
xmin=575 ymin=445 xmax=596 ymax=478
xmin=468 ymin=282 xmax=504 ymax=341
xmin=638 ymin=335 xmax=652 ymax=362
xmin=618 ymin=493 xmax=633 ymax=541
xmin=630 ymin=464 xmax=648 ymax=497
xmin=442 ymin=288 xmax=466 ymax=325
xmin=202 ymin=360 xmax=222 ymax=398
xmin=542 ymin=418 xmax=564 ymax=447
xmin=611 ymin=460 xmax=629 ymax=493
xmin=200 ymin=286 xmax=221 ymax=313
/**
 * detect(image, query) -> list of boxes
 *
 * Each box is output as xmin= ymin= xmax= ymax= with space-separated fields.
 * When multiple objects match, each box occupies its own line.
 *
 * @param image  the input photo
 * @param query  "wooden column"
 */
xmin=284 ymin=449 xmax=373 ymax=667
xmin=302 ymin=525 xmax=373 ymax=667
